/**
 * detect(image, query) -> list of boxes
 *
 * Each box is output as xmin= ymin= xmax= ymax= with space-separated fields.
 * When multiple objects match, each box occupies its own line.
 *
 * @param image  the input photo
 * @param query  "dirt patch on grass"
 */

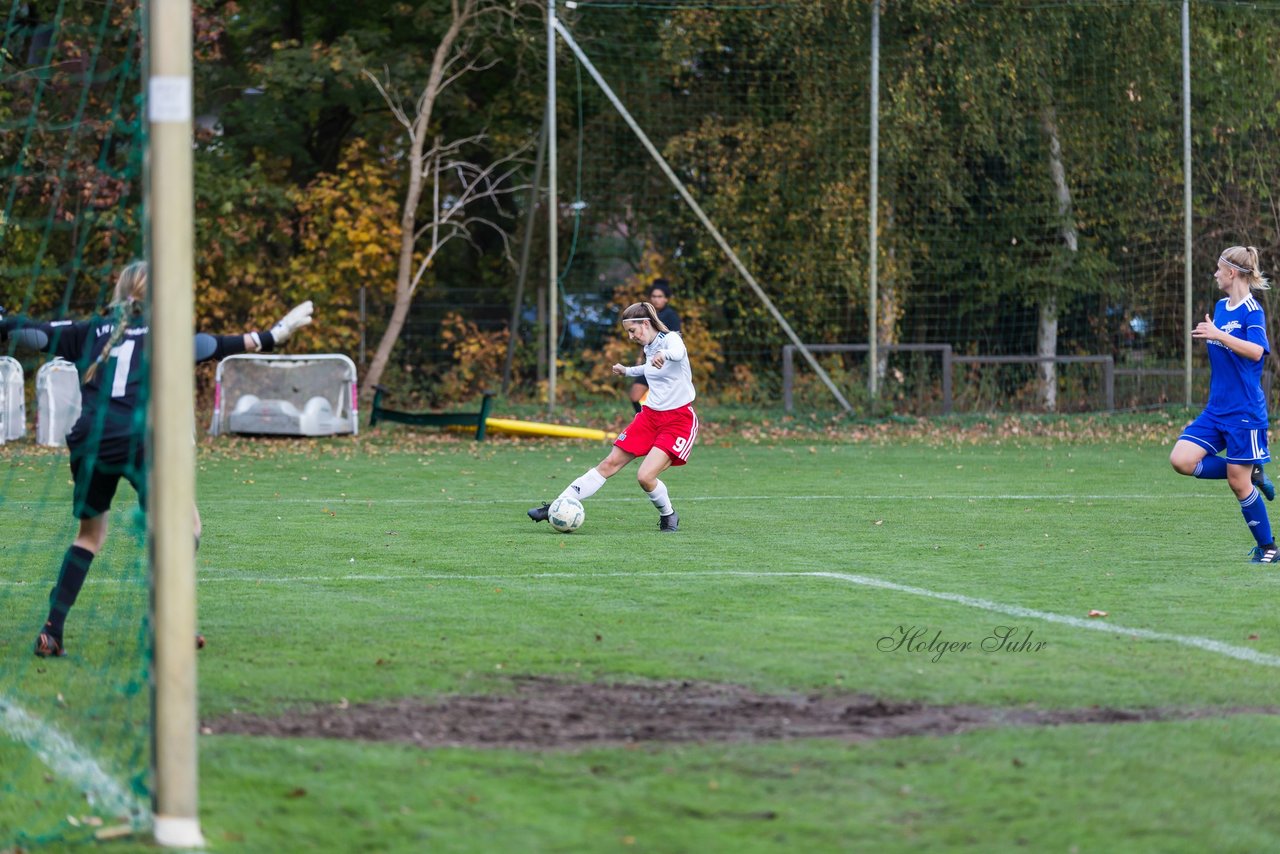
xmin=204 ymin=677 xmax=1279 ymax=749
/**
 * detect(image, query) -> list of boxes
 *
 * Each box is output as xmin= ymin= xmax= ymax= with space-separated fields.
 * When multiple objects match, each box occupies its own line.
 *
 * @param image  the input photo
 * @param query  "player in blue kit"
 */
xmin=1169 ymin=246 xmax=1278 ymax=563
xmin=1 ymin=261 xmax=314 ymax=655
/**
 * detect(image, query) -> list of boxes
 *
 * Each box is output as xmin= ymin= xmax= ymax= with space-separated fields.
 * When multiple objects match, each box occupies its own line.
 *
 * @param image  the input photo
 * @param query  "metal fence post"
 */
xmin=941 ymin=345 xmax=952 ymax=415
xmin=1104 ymin=356 xmax=1115 ymax=411
xmin=783 ymin=345 xmax=794 ymax=413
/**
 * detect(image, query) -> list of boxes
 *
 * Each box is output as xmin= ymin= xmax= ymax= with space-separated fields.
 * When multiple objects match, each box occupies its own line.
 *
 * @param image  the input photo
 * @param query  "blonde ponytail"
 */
xmin=84 ymin=262 xmax=148 ymax=383
xmin=1220 ymin=245 xmax=1270 ymax=291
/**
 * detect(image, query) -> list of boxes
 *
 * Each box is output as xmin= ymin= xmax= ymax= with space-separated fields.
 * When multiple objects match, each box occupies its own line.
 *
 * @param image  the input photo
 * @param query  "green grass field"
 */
xmin=4 ymin=415 xmax=1280 ymax=852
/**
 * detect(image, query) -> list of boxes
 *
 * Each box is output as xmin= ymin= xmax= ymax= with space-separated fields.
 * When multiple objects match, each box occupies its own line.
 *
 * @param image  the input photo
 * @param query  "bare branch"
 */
xmin=436 ymin=148 xmax=531 ymax=212
xmin=362 ymin=66 xmax=412 ymax=131
xmin=417 ymin=132 xmax=487 ymax=172
xmin=409 ymin=228 xmax=471 ymax=292
xmin=440 ymin=55 xmax=501 ymax=93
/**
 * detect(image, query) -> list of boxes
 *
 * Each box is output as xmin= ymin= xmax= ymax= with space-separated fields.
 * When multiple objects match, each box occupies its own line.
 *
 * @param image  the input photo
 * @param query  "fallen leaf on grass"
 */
xmin=94 ymin=824 xmax=137 ymax=841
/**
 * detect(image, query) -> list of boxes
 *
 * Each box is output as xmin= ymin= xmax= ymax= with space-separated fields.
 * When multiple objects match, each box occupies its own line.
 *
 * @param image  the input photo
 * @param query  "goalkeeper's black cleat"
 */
xmin=1253 ymin=464 xmax=1275 ymax=501
xmin=658 ymin=510 xmax=679 ymax=532
xmin=527 ymin=502 xmax=550 ymax=522
xmin=34 ymin=625 xmax=66 ymax=658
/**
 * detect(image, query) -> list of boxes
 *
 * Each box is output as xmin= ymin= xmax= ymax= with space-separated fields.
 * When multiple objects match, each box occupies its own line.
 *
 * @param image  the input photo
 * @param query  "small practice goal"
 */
xmin=209 ymin=354 xmax=359 ymax=437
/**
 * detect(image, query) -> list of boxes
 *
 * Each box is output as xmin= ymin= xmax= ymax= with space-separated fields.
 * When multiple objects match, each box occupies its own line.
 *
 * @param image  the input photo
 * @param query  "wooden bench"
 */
xmin=368 ymin=386 xmax=495 ymax=440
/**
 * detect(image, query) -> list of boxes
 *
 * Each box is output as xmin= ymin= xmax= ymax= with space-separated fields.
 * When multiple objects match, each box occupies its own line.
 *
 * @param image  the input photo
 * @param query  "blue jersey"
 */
xmin=1204 ymin=294 xmax=1270 ymax=425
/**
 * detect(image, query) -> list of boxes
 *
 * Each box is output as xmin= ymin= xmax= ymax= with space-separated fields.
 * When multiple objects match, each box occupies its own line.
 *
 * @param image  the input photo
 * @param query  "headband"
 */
xmin=1219 ymin=255 xmax=1254 ymax=274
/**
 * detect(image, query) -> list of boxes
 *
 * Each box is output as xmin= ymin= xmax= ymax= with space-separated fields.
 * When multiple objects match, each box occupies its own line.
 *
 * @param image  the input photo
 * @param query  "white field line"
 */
xmin=801 ymin=570 xmax=1280 ymax=669
xmin=189 ymin=493 xmax=1216 ymax=505
xmin=0 ymin=569 xmax=1271 ymax=801
xmin=0 ymin=693 xmax=148 ymax=822
xmin=178 ymin=568 xmax=1280 ymax=669
xmin=3 ymin=568 xmax=1274 ymax=673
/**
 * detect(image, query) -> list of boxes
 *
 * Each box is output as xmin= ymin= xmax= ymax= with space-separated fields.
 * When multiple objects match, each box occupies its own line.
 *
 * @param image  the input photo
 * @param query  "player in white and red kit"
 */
xmin=528 ymin=301 xmax=699 ymax=531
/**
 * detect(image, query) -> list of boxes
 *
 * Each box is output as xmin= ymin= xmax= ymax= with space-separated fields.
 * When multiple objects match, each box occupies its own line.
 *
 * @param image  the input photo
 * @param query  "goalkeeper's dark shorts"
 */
xmin=68 ymin=438 xmax=146 ymax=519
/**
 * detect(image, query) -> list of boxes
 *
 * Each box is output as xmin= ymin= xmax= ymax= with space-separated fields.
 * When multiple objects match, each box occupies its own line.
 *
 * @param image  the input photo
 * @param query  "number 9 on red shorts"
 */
xmin=614 ymin=404 xmax=699 ymax=465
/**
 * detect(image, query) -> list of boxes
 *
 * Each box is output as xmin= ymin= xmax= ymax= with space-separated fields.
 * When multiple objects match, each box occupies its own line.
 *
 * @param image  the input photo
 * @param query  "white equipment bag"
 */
xmin=36 ymin=357 xmax=82 ymax=447
xmin=0 ymin=356 xmax=26 ymax=443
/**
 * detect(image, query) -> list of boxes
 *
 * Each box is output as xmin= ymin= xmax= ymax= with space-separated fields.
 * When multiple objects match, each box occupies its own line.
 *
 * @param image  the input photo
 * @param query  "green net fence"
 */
xmin=541 ymin=0 xmax=1280 ymax=414
xmin=1 ymin=0 xmax=151 ymax=846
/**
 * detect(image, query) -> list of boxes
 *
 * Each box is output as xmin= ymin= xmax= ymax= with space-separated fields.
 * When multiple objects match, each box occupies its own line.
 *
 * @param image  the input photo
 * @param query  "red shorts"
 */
xmin=614 ymin=404 xmax=699 ymax=465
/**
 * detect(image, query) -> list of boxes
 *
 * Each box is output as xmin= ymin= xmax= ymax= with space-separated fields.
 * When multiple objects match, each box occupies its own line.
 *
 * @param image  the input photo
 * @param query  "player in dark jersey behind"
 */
xmin=1169 ymin=246 xmax=1278 ymax=564
xmin=1 ymin=260 xmax=314 ymax=656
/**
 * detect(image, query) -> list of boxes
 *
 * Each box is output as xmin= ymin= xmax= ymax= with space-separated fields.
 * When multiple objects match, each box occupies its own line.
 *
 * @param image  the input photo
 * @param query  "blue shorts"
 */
xmin=1179 ymin=412 xmax=1271 ymax=465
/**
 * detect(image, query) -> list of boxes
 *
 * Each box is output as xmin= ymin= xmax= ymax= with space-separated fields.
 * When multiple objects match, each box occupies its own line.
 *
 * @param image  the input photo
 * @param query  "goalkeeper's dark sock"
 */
xmin=45 ymin=545 xmax=94 ymax=638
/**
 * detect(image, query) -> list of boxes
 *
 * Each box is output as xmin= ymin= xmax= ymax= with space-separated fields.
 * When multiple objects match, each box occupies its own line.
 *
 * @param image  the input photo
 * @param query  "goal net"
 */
xmin=0 ymin=1 xmax=152 ymax=846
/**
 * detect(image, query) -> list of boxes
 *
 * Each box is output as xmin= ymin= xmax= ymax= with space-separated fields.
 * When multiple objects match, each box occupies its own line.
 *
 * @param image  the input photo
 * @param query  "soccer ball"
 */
xmin=548 ymin=496 xmax=585 ymax=533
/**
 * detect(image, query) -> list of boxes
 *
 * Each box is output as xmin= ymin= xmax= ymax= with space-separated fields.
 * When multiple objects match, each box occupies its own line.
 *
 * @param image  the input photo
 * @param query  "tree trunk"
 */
xmin=362 ymin=143 xmax=428 ymax=400
xmin=1040 ymin=103 xmax=1078 ymax=413
xmin=360 ymin=2 xmax=472 ymax=401
xmin=364 ymin=279 xmax=416 ymax=399
xmin=1037 ymin=298 xmax=1059 ymax=411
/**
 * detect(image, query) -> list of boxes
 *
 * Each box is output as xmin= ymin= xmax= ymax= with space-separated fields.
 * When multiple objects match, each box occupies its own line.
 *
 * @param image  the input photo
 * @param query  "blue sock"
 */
xmin=1194 ymin=456 xmax=1228 ymax=479
xmin=1240 ymin=488 xmax=1274 ymax=547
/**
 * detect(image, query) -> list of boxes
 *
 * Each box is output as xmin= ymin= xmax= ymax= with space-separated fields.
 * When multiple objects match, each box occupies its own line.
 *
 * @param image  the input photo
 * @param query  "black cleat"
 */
xmin=1253 ymin=465 xmax=1275 ymax=501
xmin=528 ymin=503 xmax=550 ymax=522
xmin=34 ymin=625 xmax=66 ymax=658
xmin=658 ymin=510 xmax=679 ymax=532
xmin=1250 ymin=544 xmax=1280 ymax=564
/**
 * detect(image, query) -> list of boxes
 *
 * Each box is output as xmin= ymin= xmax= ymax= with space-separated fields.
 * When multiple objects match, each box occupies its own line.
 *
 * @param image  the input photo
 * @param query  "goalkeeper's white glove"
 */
xmin=269 ymin=300 xmax=314 ymax=345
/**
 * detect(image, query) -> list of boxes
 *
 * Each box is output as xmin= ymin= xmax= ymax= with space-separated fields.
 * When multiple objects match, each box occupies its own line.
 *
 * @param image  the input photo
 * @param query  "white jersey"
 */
xmin=625 ymin=331 xmax=696 ymax=411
